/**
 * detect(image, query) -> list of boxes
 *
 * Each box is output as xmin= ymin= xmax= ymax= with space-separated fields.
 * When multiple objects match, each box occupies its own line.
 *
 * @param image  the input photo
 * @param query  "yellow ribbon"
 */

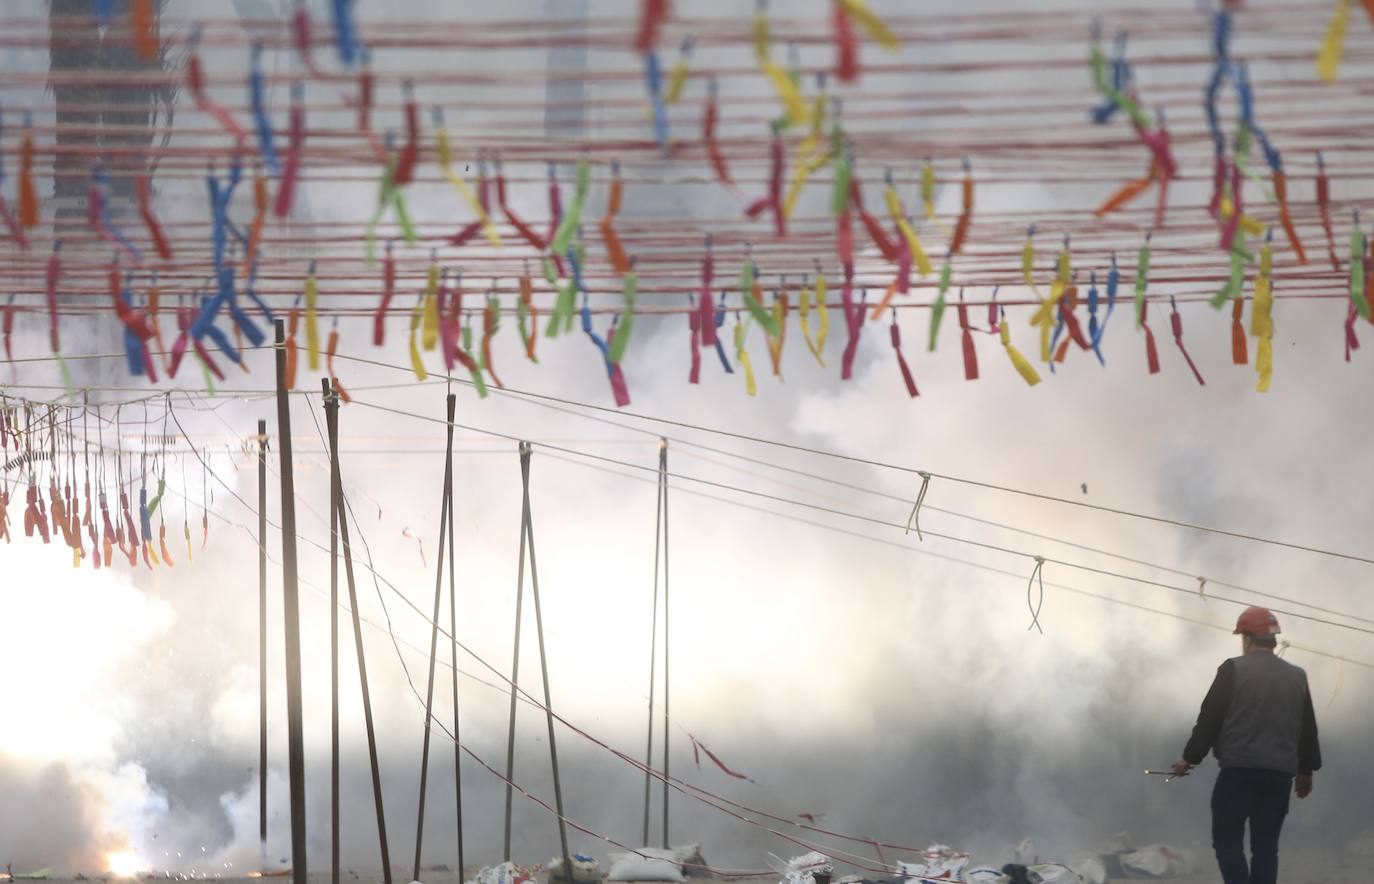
xmin=754 ymin=10 xmax=807 ymax=125
xmin=883 ymin=186 xmax=933 ymax=277
xmin=735 ymin=318 xmax=757 ymax=396
xmin=1001 ymin=318 xmax=1041 ymax=386
xmin=408 ymin=298 xmax=427 ymax=381
xmin=421 ymin=261 xmax=441 ymax=351
xmin=1251 ymin=241 xmax=1275 ymax=392
xmin=1219 ymin=194 xmax=1265 ymax=238
xmin=435 ymin=126 xmax=502 ymax=247
xmin=304 ymin=266 xmax=321 ymax=371
xmin=1317 ymin=0 xmax=1351 ymax=82
xmin=839 ymin=0 xmax=900 ymax=49
xmin=799 ymin=281 xmax=827 ymax=366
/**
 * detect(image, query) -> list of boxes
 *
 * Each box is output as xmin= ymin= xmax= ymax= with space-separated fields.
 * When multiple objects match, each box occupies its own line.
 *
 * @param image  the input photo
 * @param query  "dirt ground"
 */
xmin=20 ymin=847 xmax=1374 ymax=884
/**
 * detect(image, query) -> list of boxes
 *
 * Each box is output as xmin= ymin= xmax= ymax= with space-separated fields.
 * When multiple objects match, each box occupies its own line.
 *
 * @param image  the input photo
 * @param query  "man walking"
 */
xmin=1173 ymin=606 xmax=1322 ymax=884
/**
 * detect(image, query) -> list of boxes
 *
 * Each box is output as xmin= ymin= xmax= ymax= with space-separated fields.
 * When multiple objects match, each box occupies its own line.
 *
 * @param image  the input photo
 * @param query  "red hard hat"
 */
xmin=1234 ymin=606 xmax=1282 ymax=636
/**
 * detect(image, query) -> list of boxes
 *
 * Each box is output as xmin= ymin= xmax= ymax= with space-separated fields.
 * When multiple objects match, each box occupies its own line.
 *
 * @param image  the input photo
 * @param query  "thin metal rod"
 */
xmin=273 ymin=320 xmax=309 ymax=884
xmin=519 ymin=443 xmax=573 ymax=876
xmin=257 ymin=418 xmax=268 ymax=849
xmin=413 ymin=392 xmax=457 ymax=882
xmin=330 ymin=381 xmax=394 ymax=884
xmin=660 ymin=439 xmax=670 ymax=850
xmin=324 ymin=380 xmax=341 ymax=884
xmin=641 ymin=446 xmax=663 ymax=847
xmin=502 ymin=452 xmax=528 ymax=864
xmin=448 ymin=442 xmax=465 ymax=880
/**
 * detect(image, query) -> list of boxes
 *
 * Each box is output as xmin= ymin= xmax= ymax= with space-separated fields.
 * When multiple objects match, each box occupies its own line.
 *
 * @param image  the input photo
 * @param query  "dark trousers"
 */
xmin=1211 ymin=767 xmax=1293 ymax=884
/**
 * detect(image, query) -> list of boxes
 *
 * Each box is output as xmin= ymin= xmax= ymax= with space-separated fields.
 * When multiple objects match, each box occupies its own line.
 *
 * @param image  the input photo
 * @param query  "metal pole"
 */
xmin=502 ymin=453 xmax=528 ymax=863
xmin=413 ymin=392 xmax=457 ymax=882
xmin=660 ymin=440 xmax=670 ymax=849
xmin=273 ymin=319 xmax=309 ymax=884
xmin=323 ymin=380 xmax=341 ymax=884
xmin=328 ymin=380 xmax=393 ymax=884
xmin=519 ymin=443 xmax=572 ymax=876
xmin=642 ymin=447 xmax=663 ymax=847
xmin=448 ymin=452 xmax=465 ymax=880
xmin=257 ymin=419 xmax=268 ymax=850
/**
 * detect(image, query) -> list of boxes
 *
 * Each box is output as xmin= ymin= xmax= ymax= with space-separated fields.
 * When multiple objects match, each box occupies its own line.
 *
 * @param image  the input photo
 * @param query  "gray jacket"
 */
xmin=1182 ymin=651 xmax=1322 ymax=776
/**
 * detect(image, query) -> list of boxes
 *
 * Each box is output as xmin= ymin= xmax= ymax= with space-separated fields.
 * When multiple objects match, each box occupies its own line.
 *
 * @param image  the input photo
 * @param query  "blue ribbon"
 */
xmin=713 ymin=292 xmax=734 ymax=373
xmin=645 ymin=51 xmax=670 ymax=153
xmin=139 ymin=487 xmax=152 ymax=545
xmin=250 ymin=45 xmax=281 ymax=176
xmin=1086 ymin=270 xmax=1105 ymax=366
xmin=94 ymin=170 xmax=144 ymax=263
xmin=1090 ymin=259 xmax=1120 ymax=362
xmin=332 ymin=0 xmax=359 ymax=67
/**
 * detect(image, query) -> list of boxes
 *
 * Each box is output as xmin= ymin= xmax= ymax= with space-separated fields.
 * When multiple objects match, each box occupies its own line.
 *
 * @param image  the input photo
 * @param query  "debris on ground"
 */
xmin=606 ymin=846 xmax=710 ymax=883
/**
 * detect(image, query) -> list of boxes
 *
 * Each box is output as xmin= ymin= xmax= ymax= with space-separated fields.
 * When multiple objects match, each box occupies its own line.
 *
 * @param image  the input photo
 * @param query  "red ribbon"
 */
xmin=1231 ymin=297 xmax=1248 ymax=364
xmin=633 ymin=0 xmax=671 ymax=53
xmin=689 ymin=734 xmax=752 ymax=781
xmin=273 ymin=92 xmax=306 ymax=218
xmin=136 ymin=173 xmax=173 ymax=261
xmin=957 ymin=296 xmax=979 ymax=380
xmin=392 ymin=85 xmax=421 ymax=186
xmin=889 ymin=315 xmax=919 ymax=397
xmin=1140 ymin=301 xmax=1161 ymax=375
xmin=373 ymin=242 xmax=396 ymax=346
xmin=1168 ymin=298 xmax=1205 ymax=385
xmin=698 ymin=244 xmax=717 ymax=348
xmin=832 ymin=0 xmax=860 ymax=83
xmin=687 ymin=301 xmax=702 ymax=383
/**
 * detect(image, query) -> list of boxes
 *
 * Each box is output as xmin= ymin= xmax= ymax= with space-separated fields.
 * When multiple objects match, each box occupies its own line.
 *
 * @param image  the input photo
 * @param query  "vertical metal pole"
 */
xmin=273 ymin=319 xmax=309 ymax=884
xmin=257 ymin=419 xmax=268 ymax=850
xmin=642 ymin=447 xmax=663 ymax=847
xmin=448 ymin=457 xmax=465 ymax=879
xmin=502 ymin=457 xmax=528 ymax=863
xmin=660 ymin=440 xmax=670 ymax=849
xmin=323 ymin=380 xmax=341 ymax=884
xmin=413 ymin=392 xmax=457 ymax=882
xmin=518 ymin=443 xmax=572 ymax=877
xmin=328 ymin=380 xmax=393 ymax=884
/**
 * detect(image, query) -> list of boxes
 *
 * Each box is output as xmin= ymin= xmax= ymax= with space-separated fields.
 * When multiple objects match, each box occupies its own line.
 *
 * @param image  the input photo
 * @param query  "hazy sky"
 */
xmin=2 ymin=0 xmax=1373 ymax=878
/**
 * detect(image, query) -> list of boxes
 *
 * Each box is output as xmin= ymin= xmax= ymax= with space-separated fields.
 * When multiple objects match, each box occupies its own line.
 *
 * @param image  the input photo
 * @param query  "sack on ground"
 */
xmin=895 ymin=844 xmax=969 ymax=881
xmin=546 ymin=855 xmax=601 ymax=883
xmin=607 ymin=848 xmax=700 ymax=883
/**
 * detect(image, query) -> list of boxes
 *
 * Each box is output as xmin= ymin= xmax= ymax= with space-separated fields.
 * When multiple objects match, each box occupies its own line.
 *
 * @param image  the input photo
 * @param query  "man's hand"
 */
xmin=1295 ymin=774 xmax=1313 ymax=799
xmin=1172 ymin=759 xmax=1193 ymax=778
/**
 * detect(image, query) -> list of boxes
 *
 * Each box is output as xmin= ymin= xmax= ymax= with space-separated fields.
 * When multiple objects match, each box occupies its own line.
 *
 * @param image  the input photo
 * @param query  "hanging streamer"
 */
xmin=889 ymin=312 xmax=919 ymax=397
xmin=273 ymin=83 xmax=306 ymax=218
xmin=1168 ymin=297 xmax=1206 ymax=385
xmin=608 ymin=263 xmax=639 ymax=365
xmin=734 ymin=315 xmax=757 ymax=396
xmin=434 ymin=110 xmax=502 ymax=247
xmin=999 ymin=311 xmax=1041 ymax=386
xmin=1316 ymin=0 xmax=1351 ymax=82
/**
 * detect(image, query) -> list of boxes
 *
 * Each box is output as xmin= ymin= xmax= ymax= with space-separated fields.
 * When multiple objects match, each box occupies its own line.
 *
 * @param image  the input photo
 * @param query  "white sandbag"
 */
xmin=1071 ymin=857 xmax=1108 ymax=884
xmin=1119 ymin=844 xmax=1191 ymax=878
xmin=546 ymin=855 xmax=601 ymax=883
xmin=895 ymin=843 xmax=969 ymax=881
xmin=469 ymin=863 xmax=532 ymax=884
xmin=666 ymin=845 xmax=710 ymax=878
xmin=962 ymin=870 xmax=1004 ymax=883
xmin=767 ymin=852 xmax=832 ymax=884
xmin=1028 ymin=864 xmax=1083 ymax=884
xmin=606 ymin=850 xmax=684 ymax=883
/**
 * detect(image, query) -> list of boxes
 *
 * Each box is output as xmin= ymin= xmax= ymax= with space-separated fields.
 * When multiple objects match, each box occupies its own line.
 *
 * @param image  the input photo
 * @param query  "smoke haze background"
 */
xmin=2 ymin=0 xmax=1373 ymax=876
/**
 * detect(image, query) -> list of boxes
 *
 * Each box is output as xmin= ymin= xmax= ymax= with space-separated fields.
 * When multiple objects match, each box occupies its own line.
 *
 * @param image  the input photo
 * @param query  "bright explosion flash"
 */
xmin=106 ymin=852 xmax=143 ymax=878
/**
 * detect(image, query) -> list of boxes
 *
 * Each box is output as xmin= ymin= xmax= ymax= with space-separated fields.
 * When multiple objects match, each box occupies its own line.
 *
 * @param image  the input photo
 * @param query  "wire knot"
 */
xmin=905 ymin=471 xmax=931 ymax=540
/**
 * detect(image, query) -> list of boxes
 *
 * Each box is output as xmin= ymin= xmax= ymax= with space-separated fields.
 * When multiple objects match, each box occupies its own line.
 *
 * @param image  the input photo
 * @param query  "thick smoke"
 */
xmin=4 ymin=0 xmax=1373 ymax=877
